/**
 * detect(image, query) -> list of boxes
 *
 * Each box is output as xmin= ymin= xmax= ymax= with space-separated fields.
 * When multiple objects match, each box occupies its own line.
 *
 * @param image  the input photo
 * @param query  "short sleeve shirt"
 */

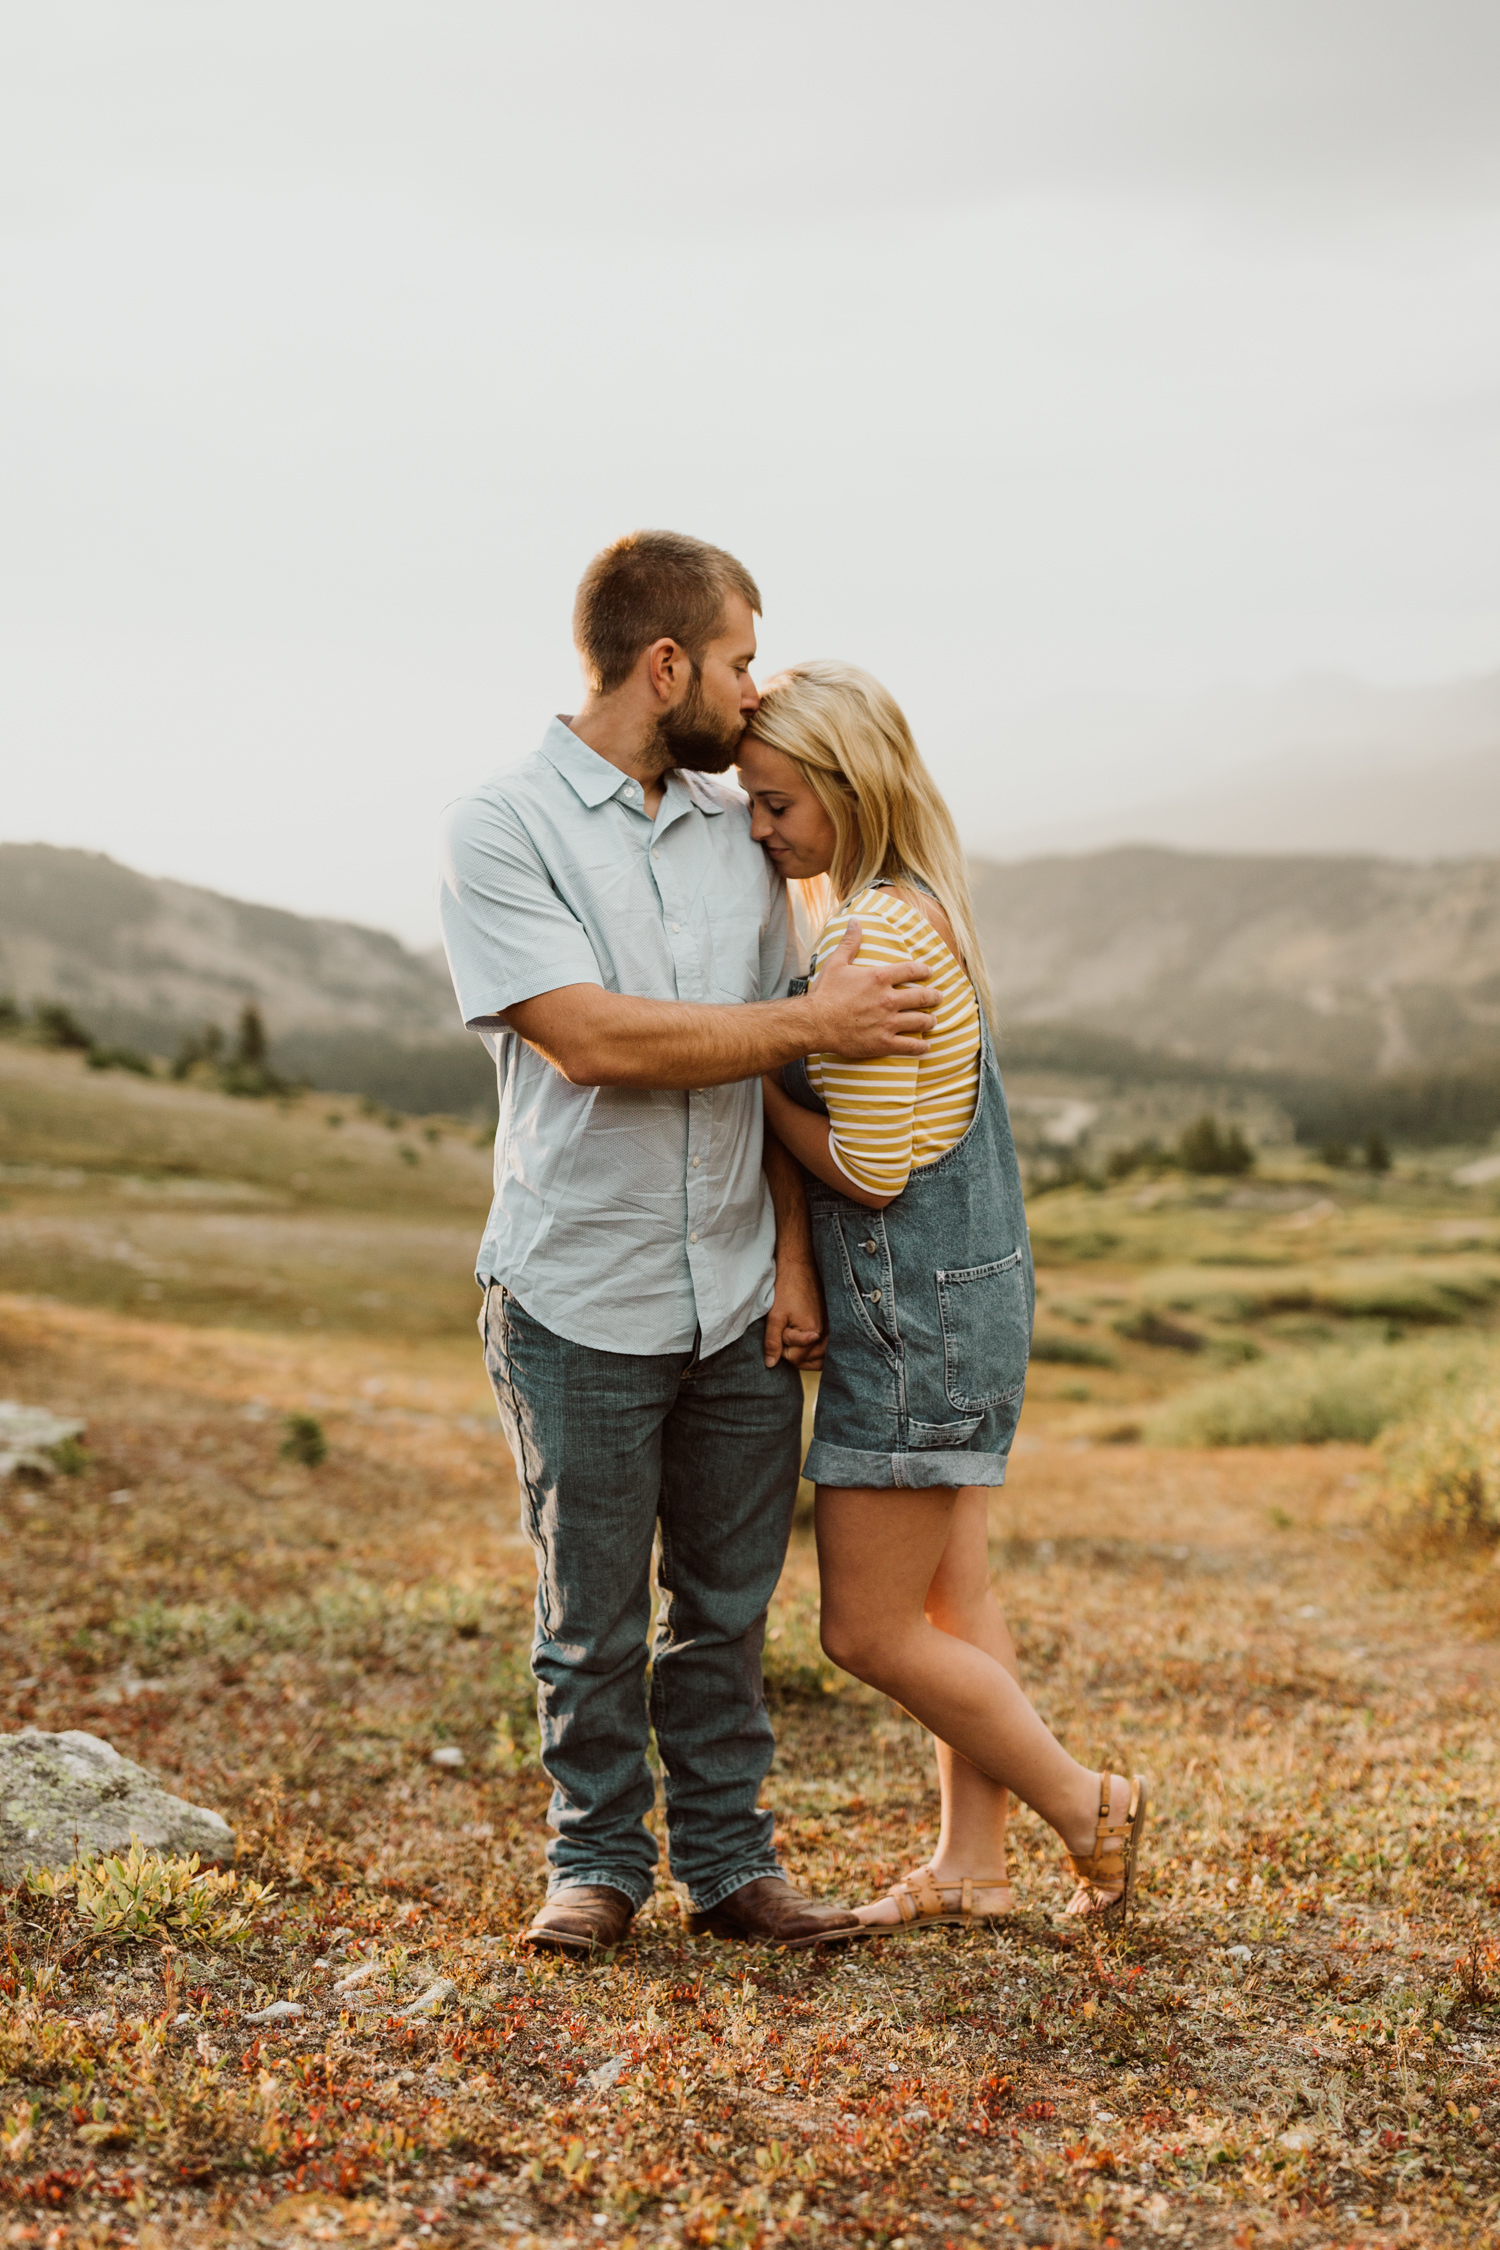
xmin=439 ymin=718 xmax=792 ymax=1356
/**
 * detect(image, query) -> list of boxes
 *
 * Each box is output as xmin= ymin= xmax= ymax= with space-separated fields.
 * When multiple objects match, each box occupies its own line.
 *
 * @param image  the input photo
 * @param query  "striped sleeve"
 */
xmin=809 ymin=903 xmax=927 ymax=1196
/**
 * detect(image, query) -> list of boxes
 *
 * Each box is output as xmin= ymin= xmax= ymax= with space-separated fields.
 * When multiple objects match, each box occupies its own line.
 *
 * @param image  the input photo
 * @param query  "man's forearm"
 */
xmin=505 ymin=984 xmax=826 ymax=1090
xmin=502 ymin=926 xmax=941 ymax=1091
xmin=762 ymin=1119 xmax=815 ymax=1269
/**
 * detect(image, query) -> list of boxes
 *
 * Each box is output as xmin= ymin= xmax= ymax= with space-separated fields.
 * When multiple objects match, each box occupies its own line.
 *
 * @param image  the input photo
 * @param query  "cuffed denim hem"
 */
xmin=804 ymin=1440 xmax=1011 ymax=1490
xmin=686 ymin=1854 xmax=785 ymax=1918
xmin=544 ymin=1867 xmax=656 ymax=1912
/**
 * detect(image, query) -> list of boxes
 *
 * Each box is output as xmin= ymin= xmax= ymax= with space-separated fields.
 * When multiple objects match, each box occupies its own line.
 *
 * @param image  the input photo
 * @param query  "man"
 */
xmin=439 ymin=530 xmax=939 ymax=1954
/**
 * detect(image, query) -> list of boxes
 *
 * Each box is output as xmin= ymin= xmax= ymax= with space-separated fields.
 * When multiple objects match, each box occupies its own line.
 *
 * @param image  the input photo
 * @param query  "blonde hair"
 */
xmin=746 ymin=661 xmax=993 ymax=1020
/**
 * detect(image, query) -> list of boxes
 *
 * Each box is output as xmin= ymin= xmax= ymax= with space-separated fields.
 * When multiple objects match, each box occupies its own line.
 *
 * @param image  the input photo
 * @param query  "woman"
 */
xmin=740 ymin=662 xmax=1148 ymax=1929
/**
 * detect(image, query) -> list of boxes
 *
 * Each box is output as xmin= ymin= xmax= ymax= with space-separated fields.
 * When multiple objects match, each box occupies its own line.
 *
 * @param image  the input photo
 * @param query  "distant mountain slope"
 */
xmin=1002 ymin=739 xmax=1500 ymax=863
xmin=972 ymin=845 xmax=1500 ymax=1077
xmin=0 ymin=843 xmax=457 ymax=1046
xmin=10 ymin=837 xmax=1500 ymax=1098
xmin=993 ymin=667 xmax=1500 ymax=862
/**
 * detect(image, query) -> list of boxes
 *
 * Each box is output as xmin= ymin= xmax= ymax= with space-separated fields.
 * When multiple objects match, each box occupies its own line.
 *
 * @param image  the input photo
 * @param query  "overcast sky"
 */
xmin=4 ymin=1 xmax=1500 ymax=942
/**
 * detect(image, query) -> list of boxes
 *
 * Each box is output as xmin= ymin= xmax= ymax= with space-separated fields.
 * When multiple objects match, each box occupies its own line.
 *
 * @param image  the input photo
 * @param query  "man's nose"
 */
xmin=740 ymin=673 xmax=761 ymax=712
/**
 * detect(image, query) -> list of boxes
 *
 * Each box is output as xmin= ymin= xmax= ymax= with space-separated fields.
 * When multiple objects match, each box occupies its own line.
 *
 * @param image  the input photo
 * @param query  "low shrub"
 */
xmin=280 ymin=1412 xmax=327 ymax=1467
xmin=1177 ymin=1114 xmax=1255 ymax=1176
xmin=1379 ymin=1390 xmax=1500 ymax=1543
xmin=33 ymin=1003 xmax=93 ymax=1052
xmin=1113 ymin=1308 xmax=1204 ymax=1352
xmin=86 ymin=1046 xmax=154 ymax=1076
xmin=1029 ymin=1330 xmax=1117 ymax=1367
xmin=26 ymin=1841 xmax=273 ymax=1948
xmin=1144 ymin=1335 xmax=1483 ymax=1448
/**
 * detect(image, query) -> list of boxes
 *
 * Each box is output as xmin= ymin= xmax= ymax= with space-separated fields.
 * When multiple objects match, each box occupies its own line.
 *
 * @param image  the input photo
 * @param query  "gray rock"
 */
xmin=396 ymin=1978 xmax=456 ymax=2019
xmin=332 ymin=1961 xmax=382 ymax=1994
xmin=0 ymin=1729 xmax=235 ymax=1883
xmin=244 ymin=2001 xmax=304 ymax=2024
xmin=0 ymin=1402 xmax=85 ymax=1479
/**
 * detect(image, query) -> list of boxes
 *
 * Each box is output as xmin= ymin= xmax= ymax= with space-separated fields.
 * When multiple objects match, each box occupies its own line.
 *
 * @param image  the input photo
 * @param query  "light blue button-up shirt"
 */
xmin=439 ymin=719 xmax=792 ymax=1357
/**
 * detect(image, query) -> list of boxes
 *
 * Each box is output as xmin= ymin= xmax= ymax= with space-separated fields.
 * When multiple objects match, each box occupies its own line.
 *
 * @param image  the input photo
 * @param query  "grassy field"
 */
xmin=2 ymin=1045 xmax=1499 ymax=2250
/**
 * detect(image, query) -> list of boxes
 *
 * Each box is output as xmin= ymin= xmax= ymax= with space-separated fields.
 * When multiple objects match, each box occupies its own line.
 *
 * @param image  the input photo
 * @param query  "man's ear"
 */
xmin=645 ymin=637 xmax=689 ymax=705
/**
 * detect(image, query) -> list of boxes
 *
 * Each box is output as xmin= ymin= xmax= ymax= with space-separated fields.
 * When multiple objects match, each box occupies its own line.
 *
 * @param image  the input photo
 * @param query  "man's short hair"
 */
xmin=573 ymin=530 xmax=761 ymax=695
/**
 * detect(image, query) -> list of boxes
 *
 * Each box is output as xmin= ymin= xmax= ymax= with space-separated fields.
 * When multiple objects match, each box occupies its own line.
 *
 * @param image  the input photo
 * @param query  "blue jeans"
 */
xmin=480 ymin=1284 xmax=803 ymax=1913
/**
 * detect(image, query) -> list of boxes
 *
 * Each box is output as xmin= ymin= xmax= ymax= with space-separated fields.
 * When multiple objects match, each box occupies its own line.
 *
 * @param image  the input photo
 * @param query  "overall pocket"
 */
xmin=936 ymin=1247 xmax=1030 ymax=1412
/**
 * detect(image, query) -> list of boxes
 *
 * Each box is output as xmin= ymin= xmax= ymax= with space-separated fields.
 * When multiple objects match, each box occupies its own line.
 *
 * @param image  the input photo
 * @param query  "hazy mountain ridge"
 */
xmin=994 ymin=668 xmax=1500 ymax=862
xmin=9 ymin=836 xmax=1500 ymax=1105
xmin=0 ymin=843 xmax=458 ymax=1046
xmin=973 ymin=846 xmax=1500 ymax=1076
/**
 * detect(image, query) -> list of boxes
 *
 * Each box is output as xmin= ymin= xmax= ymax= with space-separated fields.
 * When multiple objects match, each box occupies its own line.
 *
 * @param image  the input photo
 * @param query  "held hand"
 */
xmin=808 ymin=920 xmax=941 ymax=1058
xmin=764 ymin=1256 xmax=827 ymax=1371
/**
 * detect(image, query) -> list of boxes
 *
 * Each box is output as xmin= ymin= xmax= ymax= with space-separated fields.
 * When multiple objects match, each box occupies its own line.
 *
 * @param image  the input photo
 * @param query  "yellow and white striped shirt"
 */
xmin=807 ymin=882 xmax=981 ymax=1197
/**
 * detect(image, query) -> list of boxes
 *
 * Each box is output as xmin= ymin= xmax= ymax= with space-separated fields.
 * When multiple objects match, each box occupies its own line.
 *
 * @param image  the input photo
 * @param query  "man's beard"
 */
xmin=655 ymin=666 xmax=745 ymax=774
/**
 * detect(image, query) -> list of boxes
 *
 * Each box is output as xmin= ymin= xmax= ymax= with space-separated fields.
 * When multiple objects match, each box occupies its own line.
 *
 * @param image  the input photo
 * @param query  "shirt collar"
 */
xmin=538 ymin=717 xmax=730 ymax=816
xmin=539 ymin=718 xmax=638 ymax=807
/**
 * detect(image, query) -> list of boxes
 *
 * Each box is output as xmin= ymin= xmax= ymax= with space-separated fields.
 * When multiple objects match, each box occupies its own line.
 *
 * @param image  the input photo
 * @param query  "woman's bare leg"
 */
xmin=856 ymin=1488 xmax=1018 ymax=1926
xmin=816 ymin=1483 xmax=1128 ymax=1870
xmin=927 ymin=1490 xmax=1019 ymax=1872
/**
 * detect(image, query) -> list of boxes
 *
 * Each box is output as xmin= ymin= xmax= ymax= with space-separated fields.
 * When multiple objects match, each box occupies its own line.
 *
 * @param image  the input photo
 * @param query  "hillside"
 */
xmin=0 ymin=842 xmax=455 ymax=1042
xmin=995 ymin=666 xmax=1500 ymax=862
xmin=973 ymin=844 xmax=1500 ymax=1077
xmin=0 ymin=843 xmax=491 ymax=1113
xmin=11 ymin=835 xmax=1500 ymax=1102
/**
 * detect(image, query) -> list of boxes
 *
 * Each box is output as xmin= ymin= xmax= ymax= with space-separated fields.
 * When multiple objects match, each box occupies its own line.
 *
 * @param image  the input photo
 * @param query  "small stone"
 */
xmin=396 ymin=1978 xmax=456 ymax=2019
xmin=1227 ymin=1944 xmax=1253 ymax=1960
xmin=584 ymin=2053 xmax=630 ymax=2091
xmin=244 ymin=2000 xmax=304 ymax=2023
xmin=0 ymin=1401 xmax=85 ymax=1479
xmin=173 ymin=2012 xmax=194 ymax=2025
xmin=0 ymin=1728 xmax=234 ymax=1883
xmin=430 ymin=1746 xmax=464 ymax=1768
xmin=332 ymin=1961 xmax=381 ymax=1993
xmin=904 ymin=2104 xmax=932 ymax=2124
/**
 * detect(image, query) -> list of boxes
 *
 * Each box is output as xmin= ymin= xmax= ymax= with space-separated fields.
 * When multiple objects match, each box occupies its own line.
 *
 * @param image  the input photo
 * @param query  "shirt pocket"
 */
xmin=935 ymin=1247 xmax=1031 ymax=1412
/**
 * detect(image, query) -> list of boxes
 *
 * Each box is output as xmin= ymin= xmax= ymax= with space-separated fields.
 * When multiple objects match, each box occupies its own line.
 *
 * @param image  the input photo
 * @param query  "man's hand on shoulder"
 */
xmin=807 ymin=921 xmax=941 ymax=1059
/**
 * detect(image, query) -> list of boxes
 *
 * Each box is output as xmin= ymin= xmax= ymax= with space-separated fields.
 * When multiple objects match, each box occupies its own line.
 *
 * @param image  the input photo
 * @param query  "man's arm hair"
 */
xmin=761 ymin=1116 xmax=816 ymax=1270
xmin=502 ymin=925 xmax=942 ymax=1090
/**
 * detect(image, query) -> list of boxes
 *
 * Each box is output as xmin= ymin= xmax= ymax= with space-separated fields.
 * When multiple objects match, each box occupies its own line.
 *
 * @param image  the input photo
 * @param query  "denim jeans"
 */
xmin=480 ymin=1283 xmax=803 ymax=1912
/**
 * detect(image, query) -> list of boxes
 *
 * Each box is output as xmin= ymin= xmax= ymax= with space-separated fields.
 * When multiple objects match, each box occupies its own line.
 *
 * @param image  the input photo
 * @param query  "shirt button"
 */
xmin=691 ymin=1156 xmax=701 ymax=1169
xmin=671 ymin=921 xmax=680 ymax=932
xmin=689 ymin=1230 xmax=699 ymax=1244
xmin=862 ymin=1239 xmax=878 ymax=1253
xmin=868 ymin=1289 xmax=882 ymax=1303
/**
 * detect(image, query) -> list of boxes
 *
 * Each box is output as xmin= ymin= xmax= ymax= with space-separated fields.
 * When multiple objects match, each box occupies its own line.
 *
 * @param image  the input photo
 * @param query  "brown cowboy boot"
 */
xmin=688 ymin=1875 xmax=863 ymax=1951
xmin=520 ymin=1884 xmax=637 ymax=1956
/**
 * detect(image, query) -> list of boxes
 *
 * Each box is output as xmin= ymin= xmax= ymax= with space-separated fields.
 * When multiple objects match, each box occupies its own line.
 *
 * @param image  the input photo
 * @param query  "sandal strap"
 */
xmin=886 ymin=1869 xmax=1012 ymax=1918
xmin=1065 ymin=1773 xmax=1142 ymax=1885
xmin=886 ymin=1875 xmax=940 ymax=1922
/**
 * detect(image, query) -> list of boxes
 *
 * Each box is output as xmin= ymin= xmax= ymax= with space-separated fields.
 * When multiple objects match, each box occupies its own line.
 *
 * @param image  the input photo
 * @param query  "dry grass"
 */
xmin=2 ymin=1049 xmax=1499 ymax=2247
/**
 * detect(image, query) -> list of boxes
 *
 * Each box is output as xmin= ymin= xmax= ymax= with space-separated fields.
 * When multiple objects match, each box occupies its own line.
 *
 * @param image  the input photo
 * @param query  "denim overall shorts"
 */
xmin=783 ymin=1007 xmax=1034 ymax=1490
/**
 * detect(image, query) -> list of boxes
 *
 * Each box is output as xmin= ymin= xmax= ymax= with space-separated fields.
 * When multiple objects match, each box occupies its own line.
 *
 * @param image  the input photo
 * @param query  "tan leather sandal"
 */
xmin=862 ymin=1866 xmax=1016 ymax=1933
xmin=1063 ymin=1772 xmax=1149 ymax=1919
